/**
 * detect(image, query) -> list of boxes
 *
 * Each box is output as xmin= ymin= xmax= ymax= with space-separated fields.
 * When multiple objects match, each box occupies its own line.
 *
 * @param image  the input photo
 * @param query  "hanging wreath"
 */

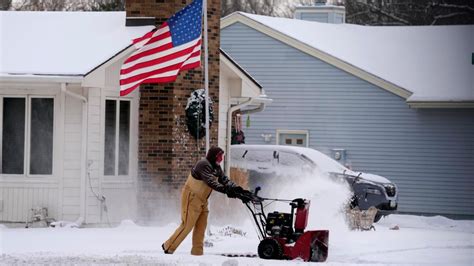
xmin=185 ymin=89 xmax=214 ymax=139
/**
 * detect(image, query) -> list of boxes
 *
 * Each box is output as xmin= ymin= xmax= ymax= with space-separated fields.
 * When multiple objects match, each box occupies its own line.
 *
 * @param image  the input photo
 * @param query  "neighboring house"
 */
xmin=221 ymin=11 xmax=474 ymax=218
xmin=0 ymin=11 xmax=267 ymax=224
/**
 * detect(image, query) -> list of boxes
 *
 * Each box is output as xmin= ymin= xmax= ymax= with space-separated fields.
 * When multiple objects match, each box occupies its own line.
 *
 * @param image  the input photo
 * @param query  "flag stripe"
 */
xmin=132 ymin=29 xmax=156 ymax=48
xmin=120 ymin=0 xmax=203 ymax=96
xmin=120 ymin=53 xmax=200 ymax=92
xmin=120 ymin=42 xmax=201 ymax=82
xmin=131 ymin=29 xmax=172 ymax=57
xmin=120 ymin=49 xmax=200 ymax=86
xmin=120 ymin=63 xmax=182 ymax=85
xmin=125 ymin=33 xmax=172 ymax=64
xmin=132 ymin=26 xmax=168 ymax=46
xmin=122 ymin=37 xmax=200 ymax=71
xmin=120 ymin=69 xmax=180 ymax=92
xmin=121 ymin=39 xmax=201 ymax=76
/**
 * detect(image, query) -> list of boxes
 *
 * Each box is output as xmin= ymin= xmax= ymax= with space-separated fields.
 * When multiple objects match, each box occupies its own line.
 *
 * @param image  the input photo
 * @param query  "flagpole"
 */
xmin=203 ymin=0 xmax=210 ymax=153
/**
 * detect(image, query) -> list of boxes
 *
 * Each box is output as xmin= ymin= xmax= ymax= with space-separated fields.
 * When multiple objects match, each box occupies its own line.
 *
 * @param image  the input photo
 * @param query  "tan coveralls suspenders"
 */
xmin=163 ymin=173 xmax=213 ymax=255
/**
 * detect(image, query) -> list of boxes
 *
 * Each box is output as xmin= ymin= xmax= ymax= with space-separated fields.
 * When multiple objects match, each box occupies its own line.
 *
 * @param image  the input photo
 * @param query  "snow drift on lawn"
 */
xmin=1 ymin=166 xmax=472 ymax=265
xmin=1 ymin=215 xmax=472 ymax=265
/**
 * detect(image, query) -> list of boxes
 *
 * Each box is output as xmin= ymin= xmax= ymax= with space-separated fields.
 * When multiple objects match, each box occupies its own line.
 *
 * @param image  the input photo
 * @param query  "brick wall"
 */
xmin=126 ymin=0 xmax=221 ymax=223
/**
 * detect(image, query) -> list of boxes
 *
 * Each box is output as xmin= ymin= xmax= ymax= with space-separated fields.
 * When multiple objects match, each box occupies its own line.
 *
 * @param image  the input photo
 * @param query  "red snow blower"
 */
xmin=237 ymin=187 xmax=329 ymax=262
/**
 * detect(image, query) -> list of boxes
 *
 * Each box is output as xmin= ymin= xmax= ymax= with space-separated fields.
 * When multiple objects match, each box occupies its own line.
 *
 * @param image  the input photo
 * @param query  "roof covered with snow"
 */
xmin=0 ymin=11 xmax=154 ymax=76
xmin=223 ymin=12 xmax=474 ymax=103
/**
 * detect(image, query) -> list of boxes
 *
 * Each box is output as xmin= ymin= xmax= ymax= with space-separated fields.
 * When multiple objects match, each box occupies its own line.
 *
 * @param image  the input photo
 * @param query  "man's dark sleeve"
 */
xmin=218 ymin=173 xmax=237 ymax=188
xmin=195 ymin=163 xmax=227 ymax=193
xmin=214 ymin=165 xmax=237 ymax=188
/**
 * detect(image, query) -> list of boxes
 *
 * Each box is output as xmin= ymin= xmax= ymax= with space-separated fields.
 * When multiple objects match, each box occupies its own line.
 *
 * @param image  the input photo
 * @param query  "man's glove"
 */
xmin=233 ymin=186 xmax=244 ymax=195
xmin=226 ymin=186 xmax=245 ymax=199
xmin=240 ymin=189 xmax=263 ymax=203
xmin=225 ymin=186 xmax=237 ymax=198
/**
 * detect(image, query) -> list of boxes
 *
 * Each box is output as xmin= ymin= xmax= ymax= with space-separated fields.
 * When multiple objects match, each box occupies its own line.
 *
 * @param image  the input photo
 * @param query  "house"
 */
xmin=221 ymin=8 xmax=474 ymax=218
xmin=0 ymin=8 xmax=268 ymax=224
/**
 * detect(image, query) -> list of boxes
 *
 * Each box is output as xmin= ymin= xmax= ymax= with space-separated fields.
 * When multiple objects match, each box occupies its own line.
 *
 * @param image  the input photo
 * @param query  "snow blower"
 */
xmin=237 ymin=187 xmax=329 ymax=262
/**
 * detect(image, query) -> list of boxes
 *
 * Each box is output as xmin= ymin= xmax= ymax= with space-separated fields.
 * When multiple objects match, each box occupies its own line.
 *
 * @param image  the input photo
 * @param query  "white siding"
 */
xmin=61 ymin=87 xmax=84 ymax=221
xmin=101 ymin=182 xmax=137 ymax=222
xmin=0 ymin=84 xmax=62 ymax=222
xmin=84 ymin=58 xmax=139 ymax=224
xmin=218 ymin=71 xmax=231 ymax=153
xmin=85 ymin=87 xmax=102 ymax=224
xmin=0 ymin=183 xmax=59 ymax=222
xmin=0 ymin=51 xmax=139 ymax=224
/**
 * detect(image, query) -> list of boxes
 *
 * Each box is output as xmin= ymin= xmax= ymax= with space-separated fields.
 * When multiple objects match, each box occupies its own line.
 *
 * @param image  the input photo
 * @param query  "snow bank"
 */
xmin=117 ymin=220 xmax=139 ymax=228
xmin=379 ymin=214 xmax=474 ymax=233
xmin=1 ymin=220 xmax=472 ymax=265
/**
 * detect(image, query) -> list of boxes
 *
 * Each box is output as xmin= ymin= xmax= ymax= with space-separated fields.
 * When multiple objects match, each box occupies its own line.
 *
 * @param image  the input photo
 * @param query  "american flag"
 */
xmin=120 ymin=0 xmax=203 ymax=96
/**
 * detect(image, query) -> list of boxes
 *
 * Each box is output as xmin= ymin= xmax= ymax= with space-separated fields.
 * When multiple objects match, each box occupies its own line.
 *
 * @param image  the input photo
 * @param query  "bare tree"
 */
xmin=11 ymin=0 xmax=91 ymax=11
xmin=10 ymin=0 xmax=124 ymax=11
xmin=345 ymin=0 xmax=474 ymax=26
xmin=222 ymin=0 xmax=309 ymax=17
xmin=89 ymin=0 xmax=124 ymax=11
xmin=0 ymin=0 xmax=12 ymax=10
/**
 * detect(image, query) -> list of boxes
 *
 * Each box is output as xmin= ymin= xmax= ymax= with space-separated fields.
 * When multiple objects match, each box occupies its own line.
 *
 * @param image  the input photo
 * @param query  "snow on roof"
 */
xmin=233 ymin=13 xmax=474 ymax=102
xmin=0 ymin=11 xmax=154 ymax=76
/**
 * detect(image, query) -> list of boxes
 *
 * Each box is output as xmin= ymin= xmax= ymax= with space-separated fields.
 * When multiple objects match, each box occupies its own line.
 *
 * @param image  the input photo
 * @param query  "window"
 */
xmin=1 ymin=97 xmax=54 ymax=175
xmin=230 ymin=148 xmax=276 ymax=173
xmin=277 ymin=151 xmax=306 ymax=168
xmin=277 ymin=130 xmax=309 ymax=147
xmin=104 ymin=99 xmax=130 ymax=176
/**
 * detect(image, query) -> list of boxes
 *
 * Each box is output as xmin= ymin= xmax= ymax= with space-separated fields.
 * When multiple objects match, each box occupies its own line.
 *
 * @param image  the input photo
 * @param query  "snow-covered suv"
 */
xmin=230 ymin=144 xmax=398 ymax=222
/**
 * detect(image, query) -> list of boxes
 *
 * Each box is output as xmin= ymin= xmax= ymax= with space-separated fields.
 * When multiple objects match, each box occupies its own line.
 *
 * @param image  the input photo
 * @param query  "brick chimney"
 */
xmin=126 ymin=0 xmax=221 ymax=223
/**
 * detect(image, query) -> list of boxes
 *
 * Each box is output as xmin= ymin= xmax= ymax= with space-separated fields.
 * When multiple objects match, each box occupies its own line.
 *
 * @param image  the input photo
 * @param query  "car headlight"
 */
xmin=383 ymin=184 xmax=397 ymax=197
xmin=366 ymin=188 xmax=381 ymax=195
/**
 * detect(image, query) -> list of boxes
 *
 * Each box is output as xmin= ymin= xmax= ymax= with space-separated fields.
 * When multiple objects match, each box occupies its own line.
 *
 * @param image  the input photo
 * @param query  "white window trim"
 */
xmin=0 ymin=90 xmax=60 ymax=181
xmin=101 ymin=92 xmax=137 ymax=183
xmin=276 ymin=129 xmax=309 ymax=147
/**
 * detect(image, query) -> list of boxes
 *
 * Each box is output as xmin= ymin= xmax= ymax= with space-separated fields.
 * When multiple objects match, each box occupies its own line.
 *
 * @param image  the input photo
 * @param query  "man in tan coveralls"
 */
xmin=162 ymin=146 xmax=244 ymax=255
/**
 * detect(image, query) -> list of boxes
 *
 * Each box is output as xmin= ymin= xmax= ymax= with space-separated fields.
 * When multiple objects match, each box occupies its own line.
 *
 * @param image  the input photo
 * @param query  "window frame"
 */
xmin=102 ymin=97 xmax=133 ymax=180
xmin=0 ymin=94 xmax=58 ymax=179
xmin=276 ymin=129 xmax=310 ymax=147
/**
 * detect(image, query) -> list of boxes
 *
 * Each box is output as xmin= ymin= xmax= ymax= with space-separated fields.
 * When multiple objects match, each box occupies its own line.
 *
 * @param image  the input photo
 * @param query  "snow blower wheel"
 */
xmin=239 ymin=188 xmax=330 ymax=262
xmin=258 ymin=238 xmax=283 ymax=260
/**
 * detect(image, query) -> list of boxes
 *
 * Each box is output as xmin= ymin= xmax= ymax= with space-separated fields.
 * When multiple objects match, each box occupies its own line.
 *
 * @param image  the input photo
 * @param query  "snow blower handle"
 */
xmin=254 ymin=186 xmax=261 ymax=196
xmin=235 ymin=187 xmax=263 ymax=204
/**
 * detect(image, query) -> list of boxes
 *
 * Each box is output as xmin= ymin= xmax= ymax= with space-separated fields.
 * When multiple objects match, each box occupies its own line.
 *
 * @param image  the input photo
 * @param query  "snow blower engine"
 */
xmin=237 ymin=187 xmax=329 ymax=262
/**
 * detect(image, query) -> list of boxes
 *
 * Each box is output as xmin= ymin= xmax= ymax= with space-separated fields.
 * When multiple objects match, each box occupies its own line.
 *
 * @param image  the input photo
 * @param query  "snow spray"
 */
xmin=255 ymin=167 xmax=352 ymax=233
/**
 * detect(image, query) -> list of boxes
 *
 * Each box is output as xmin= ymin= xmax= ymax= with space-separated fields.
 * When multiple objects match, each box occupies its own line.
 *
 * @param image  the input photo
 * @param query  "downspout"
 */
xmin=225 ymin=98 xmax=267 ymax=175
xmin=61 ymin=83 xmax=88 ymax=225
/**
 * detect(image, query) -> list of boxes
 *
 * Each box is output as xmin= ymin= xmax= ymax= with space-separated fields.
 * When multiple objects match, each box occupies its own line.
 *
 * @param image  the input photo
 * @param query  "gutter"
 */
xmin=225 ymin=96 xmax=272 ymax=175
xmin=0 ymin=74 xmax=83 ymax=84
xmin=61 ymin=83 xmax=88 ymax=225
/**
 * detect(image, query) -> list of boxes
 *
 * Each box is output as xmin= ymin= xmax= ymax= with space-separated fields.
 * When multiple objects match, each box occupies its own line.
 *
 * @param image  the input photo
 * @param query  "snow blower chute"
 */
xmin=237 ymin=187 xmax=329 ymax=262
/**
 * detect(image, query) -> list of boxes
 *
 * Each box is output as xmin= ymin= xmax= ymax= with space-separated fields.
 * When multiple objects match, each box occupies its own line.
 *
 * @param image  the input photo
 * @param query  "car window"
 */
xmin=276 ymin=151 xmax=315 ymax=174
xmin=277 ymin=151 xmax=305 ymax=167
xmin=230 ymin=148 xmax=276 ymax=172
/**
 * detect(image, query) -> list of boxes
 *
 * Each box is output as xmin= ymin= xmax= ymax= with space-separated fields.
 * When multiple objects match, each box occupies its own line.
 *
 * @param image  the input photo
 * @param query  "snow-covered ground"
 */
xmin=1 ymin=169 xmax=472 ymax=265
xmin=1 ymin=214 xmax=472 ymax=265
